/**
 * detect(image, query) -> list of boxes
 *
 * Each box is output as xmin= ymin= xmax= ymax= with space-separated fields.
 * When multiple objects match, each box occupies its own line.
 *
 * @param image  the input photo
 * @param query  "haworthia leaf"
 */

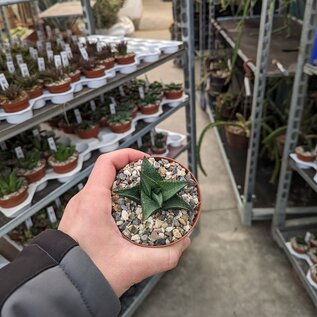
xmin=141 ymin=158 xmax=163 ymax=182
xmin=162 ymin=195 xmax=192 ymax=211
xmin=140 ymin=171 xmax=157 ymax=195
xmin=152 ymin=191 xmax=163 ymax=207
xmin=141 ymin=190 xmax=160 ymax=219
xmin=158 ymin=180 xmax=187 ymax=202
xmin=114 ymin=185 xmax=141 ymax=203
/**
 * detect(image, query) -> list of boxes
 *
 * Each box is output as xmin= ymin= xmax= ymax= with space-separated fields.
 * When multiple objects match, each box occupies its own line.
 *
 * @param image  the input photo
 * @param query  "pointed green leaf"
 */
xmin=162 ymin=195 xmax=192 ymax=211
xmin=152 ymin=191 xmax=163 ymax=207
xmin=114 ymin=185 xmax=141 ymax=203
xmin=141 ymin=190 xmax=160 ymax=219
xmin=140 ymin=171 xmax=158 ymax=196
xmin=158 ymin=180 xmax=187 ymax=201
xmin=141 ymin=158 xmax=163 ymax=182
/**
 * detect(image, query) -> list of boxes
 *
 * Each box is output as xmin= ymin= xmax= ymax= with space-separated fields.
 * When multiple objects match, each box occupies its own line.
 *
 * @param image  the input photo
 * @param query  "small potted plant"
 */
xmin=96 ymin=43 xmax=115 ymax=70
xmin=209 ymin=68 xmax=230 ymax=93
xmin=308 ymin=248 xmax=317 ymax=264
xmin=15 ymin=149 xmax=46 ymax=183
xmin=17 ymin=74 xmax=43 ymax=99
xmin=290 ymin=236 xmax=310 ymax=254
xmin=310 ymin=264 xmax=317 ymax=284
xmin=76 ymin=120 xmax=100 ymax=139
xmin=216 ymin=92 xmax=241 ymax=120
xmin=295 ymin=144 xmax=316 ymax=162
xmin=151 ymin=132 xmax=168 ymax=155
xmin=112 ymin=157 xmax=201 ymax=247
xmin=66 ymin=59 xmax=82 ymax=83
xmin=115 ymin=41 xmax=135 ymax=65
xmin=149 ymin=81 xmax=164 ymax=100
xmin=0 ymin=84 xmax=29 ymax=113
xmin=117 ymin=101 xmax=138 ymax=118
xmin=0 ymin=169 xmax=28 ymax=208
xmin=48 ymin=144 xmax=78 ymax=174
xmin=40 ymin=68 xmax=71 ymax=94
xmin=164 ymin=83 xmax=183 ymax=100
xmin=108 ymin=111 xmax=132 ymax=133
xmin=139 ymin=95 xmax=160 ymax=115
xmin=80 ymin=57 xmax=106 ymax=78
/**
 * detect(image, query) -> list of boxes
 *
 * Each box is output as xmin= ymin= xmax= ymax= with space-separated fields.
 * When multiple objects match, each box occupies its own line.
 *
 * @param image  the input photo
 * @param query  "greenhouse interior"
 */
xmin=0 ymin=0 xmax=317 ymax=316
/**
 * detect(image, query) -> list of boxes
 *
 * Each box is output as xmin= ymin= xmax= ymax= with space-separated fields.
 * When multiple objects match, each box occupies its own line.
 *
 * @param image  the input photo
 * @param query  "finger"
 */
xmin=86 ymin=149 xmax=148 ymax=190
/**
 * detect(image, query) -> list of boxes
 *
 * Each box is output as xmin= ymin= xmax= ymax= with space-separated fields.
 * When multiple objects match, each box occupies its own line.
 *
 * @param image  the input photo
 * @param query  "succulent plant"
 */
xmin=114 ymin=158 xmax=191 ymax=219
xmin=0 ymin=84 xmax=26 ymax=102
xmin=0 ymin=169 xmax=26 ymax=198
xmin=39 ymin=68 xmax=68 ymax=84
xmin=154 ymin=132 xmax=168 ymax=149
xmin=15 ymin=149 xmax=41 ymax=170
xmin=108 ymin=111 xmax=131 ymax=125
xmin=80 ymin=57 xmax=100 ymax=71
xmin=96 ymin=43 xmax=114 ymax=60
xmin=149 ymin=81 xmax=163 ymax=90
xmin=53 ymin=144 xmax=76 ymax=162
xmin=295 ymin=236 xmax=307 ymax=245
xmin=16 ymin=74 xmax=40 ymax=91
xmin=164 ymin=82 xmax=182 ymax=91
xmin=77 ymin=120 xmax=97 ymax=131
xmin=115 ymin=41 xmax=128 ymax=56
xmin=139 ymin=94 xmax=159 ymax=106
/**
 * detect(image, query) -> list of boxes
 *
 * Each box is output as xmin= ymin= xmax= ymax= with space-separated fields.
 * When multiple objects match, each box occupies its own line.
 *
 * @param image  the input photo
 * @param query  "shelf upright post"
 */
xmin=199 ymin=0 xmax=207 ymax=110
xmin=243 ymin=0 xmax=275 ymax=225
xmin=180 ymin=0 xmax=197 ymax=178
xmin=207 ymin=0 xmax=215 ymax=51
xmin=80 ymin=0 xmax=95 ymax=35
xmin=273 ymin=0 xmax=317 ymax=229
xmin=0 ymin=6 xmax=12 ymax=45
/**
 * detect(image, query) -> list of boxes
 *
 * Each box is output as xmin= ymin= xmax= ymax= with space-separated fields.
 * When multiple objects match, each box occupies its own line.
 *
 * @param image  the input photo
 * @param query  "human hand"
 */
xmin=58 ymin=149 xmax=190 ymax=296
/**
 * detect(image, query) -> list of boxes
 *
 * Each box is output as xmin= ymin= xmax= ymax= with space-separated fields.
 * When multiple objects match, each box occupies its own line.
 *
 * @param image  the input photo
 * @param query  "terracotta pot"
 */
xmin=164 ymin=90 xmax=183 ymax=100
xmin=116 ymin=53 xmax=136 ymax=65
xmin=61 ymin=123 xmax=75 ymax=134
xmin=48 ymin=117 xmax=60 ymax=128
xmin=225 ymin=127 xmax=249 ymax=149
xmin=45 ymin=79 xmax=71 ymax=94
xmin=102 ymin=58 xmax=115 ymax=70
xmin=27 ymin=86 xmax=43 ymax=99
xmin=131 ymin=106 xmax=138 ymax=118
xmin=76 ymin=125 xmax=100 ymax=139
xmin=109 ymin=121 xmax=132 ymax=133
xmin=295 ymin=147 xmax=316 ymax=162
xmin=99 ymin=117 xmax=109 ymax=128
xmin=0 ymin=185 xmax=28 ymax=208
xmin=290 ymin=237 xmax=310 ymax=254
xmin=48 ymin=154 xmax=78 ymax=174
xmin=1 ymin=94 xmax=29 ymax=113
xmin=140 ymin=103 xmax=160 ymax=115
xmin=69 ymin=71 xmax=81 ymax=83
xmin=151 ymin=146 xmax=167 ymax=155
xmin=83 ymin=66 xmax=106 ymax=78
xmin=18 ymin=160 xmax=46 ymax=183
xmin=119 ymin=156 xmax=202 ymax=248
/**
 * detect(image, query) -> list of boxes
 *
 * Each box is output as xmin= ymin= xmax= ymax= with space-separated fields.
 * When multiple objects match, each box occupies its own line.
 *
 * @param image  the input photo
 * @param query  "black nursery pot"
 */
xmin=209 ymin=75 xmax=230 ymax=93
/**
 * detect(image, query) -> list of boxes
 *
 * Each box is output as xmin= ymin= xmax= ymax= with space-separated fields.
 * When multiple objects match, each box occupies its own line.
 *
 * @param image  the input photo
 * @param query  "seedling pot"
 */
xmin=295 ymin=146 xmax=316 ymax=162
xmin=151 ymin=146 xmax=167 ymax=155
xmin=28 ymin=86 xmax=43 ymax=99
xmin=48 ymin=153 xmax=79 ymax=174
xmin=0 ymin=185 xmax=28 ymax=208
xmin=45 ymin=80 xmax=71 ymax=94
xmin=140 ymin=103 xmax=160 ymax=115
xmin=17 ymin=160 xmax=46 ymax=183
xmin=225 ymin=127 xmax=249 ymax=149
xmin=116 ymin=53 xmax=136 ymax=65
xmin=1 ymin=94 xmax=29 ymax=113
xmin=76 ymin=125 xmax=100 ymax=139
xmin=109 ymin=121 xmax=132 ymax=133
xmin=84 ymin=66 xmax=106 ymax=79
xmin=102 ymin=57 xmax=115 ymax=70
xmin=164 ymin=90 xmax=183 ymax=100
xmin=69 ymin=71 xmax=81 ymax=83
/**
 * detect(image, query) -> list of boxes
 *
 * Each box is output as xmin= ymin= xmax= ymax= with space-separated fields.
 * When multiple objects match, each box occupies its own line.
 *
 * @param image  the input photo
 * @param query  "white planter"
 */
xmin=51 ymin=91 xmax=74 ymax=104
xmin=87 ymin=78 xmax=107 ymax=89
xmin=6 ymin=109 xmax=33 ymax=124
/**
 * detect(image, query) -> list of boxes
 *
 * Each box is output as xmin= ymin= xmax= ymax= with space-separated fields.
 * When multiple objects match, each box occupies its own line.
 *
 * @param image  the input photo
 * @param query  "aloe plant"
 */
xmin=16 ymin=74 xmax=40 ymax=91
xmin=15 ymin=150 xmax=41 ymax=170
xmin=80 ymin=57 xmax=100 ymax=71
xmin=139 ymin=95 xmax=159 ymax=106
xmin=108 ymin=111 xmax=131 ymax=125
xmin=115 ymin=41 xmax=128 ymax=56
xmin=96 ymin=43 xmax=114 ymax=60
xmin=53 ymin=144 xmax=76 ymax=162
xmin=39 ymin=68 xmax=68 ymax=84
xmin=0 ymin=84 xmax=26 ymax=102
xmin=0 ymin=169 xmax=25 ymax=198
xmin=114 ymin=158 xmax=191 ymax=219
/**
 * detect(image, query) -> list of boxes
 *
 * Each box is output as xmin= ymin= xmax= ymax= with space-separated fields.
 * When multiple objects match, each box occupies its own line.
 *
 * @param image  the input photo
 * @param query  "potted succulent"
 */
xmin=117 ymin=100 xmax=138 ymax=118
xmin=0 ymin=84 xmax=29 ymax=113
xmin=17 ymin=74 xmax=43 ymax=99
xmin=0 ymin=169 xmax=28 ymax=208
xmin=209 ymin=69 xmax=231 ymax=93
xmin=149 ymin=81 xmax=164 ymax=100
xmin=112 ymin=157 xmax=201 ymax=247
xmin=58 ymin=111 xmax=79 ymax=134
xmin=215 ymin=91 xmax=241 ymax=120
xmin=66 ymin=60 xmax=82 ymax=83
xmin=115 ymin=41 xmax=136 ymax=65
xmin=80 ymin=57 xmax=106 ymax=78
xmin=40 ymin=68 xmax=71 ymax=94
xmin=139 ymin=95 xmax=160 ymax=115
xmin=308 ymin=248 xmax=317 ymax=264
xmin=295 ymin=144 xmax=316 ymax=162
xmin=48 ymin=144 xmax=78 ymax=174
xmin=76 ymin=120 xmax=100 ymax=139
xmin=290 ymin=236 xmax=310 ymax=254
xmin=96 ymin=43 xmax=115 ymax=70
xmin=151 ymin=132 xmax=168 ymax=154
xmin=108 ymin=111 xmax=132 ymax=133
xmin=15 ymin=150 xmax=46 ymax=183
xmin=164 ymin=83 xmax=183 ymax=100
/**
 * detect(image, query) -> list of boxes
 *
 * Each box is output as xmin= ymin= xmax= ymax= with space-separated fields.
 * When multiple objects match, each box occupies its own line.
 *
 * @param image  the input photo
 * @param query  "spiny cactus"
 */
xmin=114 ymin=158 xmax=191 ymax=219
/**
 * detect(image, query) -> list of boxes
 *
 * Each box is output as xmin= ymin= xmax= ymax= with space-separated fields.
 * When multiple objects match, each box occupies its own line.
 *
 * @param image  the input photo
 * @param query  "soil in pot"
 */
xmin=0 ymin=182 xmax=28 ymax=208
xmin=48 ymin=152 xmax=79 ymax=174
xmin=290 ymin=236 xmax=310 ymax=254
xmin=295 ymin=146 xmax=316 ymax=162
xmin=112 ymin=157 xmax=201 ymax=247
xmin=17 ymin=159 xmax=46 ymax=183
xmin=27 ymin=86 xmax=43 ymax=99
xmin=45 ymin=78 xmax=71 ymax=94
xmin=225 ymin=126 xmax=249 ymax=149
xmin=1 ymin=92 xmax=29 ymax=113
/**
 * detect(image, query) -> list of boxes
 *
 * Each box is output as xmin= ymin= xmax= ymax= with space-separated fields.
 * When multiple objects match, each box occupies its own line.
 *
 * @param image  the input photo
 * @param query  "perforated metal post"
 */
xmin=273 ymin=0 xmax=317 ymax=228
xmin=0 ymin=6 xmax=11 ymax=45
xmin=199 ymin=0 xmax=207 ymax=110
xmin=181 ymin=0 xmax=197 ymax=178
xmin=243 ymin=0 xmax=275 ymax=225
xmin=208 ymin=0 xmax=215 ymax=51
xmin=81 ymin=0 xmax=95 ymax=35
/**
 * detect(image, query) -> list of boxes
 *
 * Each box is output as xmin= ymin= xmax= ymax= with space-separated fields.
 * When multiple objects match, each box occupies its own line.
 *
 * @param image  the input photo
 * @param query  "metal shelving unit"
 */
xmin=272 ymin=0 xmax=317 ymax=307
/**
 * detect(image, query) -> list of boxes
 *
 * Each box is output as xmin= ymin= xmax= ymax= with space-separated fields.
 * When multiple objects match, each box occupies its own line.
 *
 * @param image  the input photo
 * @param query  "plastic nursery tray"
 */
xmin=289 ymin=154 xmax=317 ymax=183
xmin=0 ymin=37 xmax=182 ymax=125
xmin=0 ymin=96 xmax=187 ymax=219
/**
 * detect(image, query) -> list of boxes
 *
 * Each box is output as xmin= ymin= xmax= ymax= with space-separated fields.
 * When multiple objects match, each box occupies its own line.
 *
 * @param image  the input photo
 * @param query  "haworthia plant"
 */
xmin=114 ymin=158 xmax=192 ymax=219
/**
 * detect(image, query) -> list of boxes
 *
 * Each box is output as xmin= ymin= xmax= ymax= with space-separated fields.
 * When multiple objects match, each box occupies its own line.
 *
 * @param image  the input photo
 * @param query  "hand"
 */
xmin=58 ymin=149 xmax=190 ymax=296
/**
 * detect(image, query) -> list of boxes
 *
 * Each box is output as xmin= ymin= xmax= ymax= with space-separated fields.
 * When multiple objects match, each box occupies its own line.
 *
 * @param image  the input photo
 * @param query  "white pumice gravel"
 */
xmin=112 ymin=158 xmax=199 ymax=246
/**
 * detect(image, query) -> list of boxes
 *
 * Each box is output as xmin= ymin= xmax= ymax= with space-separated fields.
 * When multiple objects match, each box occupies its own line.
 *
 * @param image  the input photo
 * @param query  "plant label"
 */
xmin=29 ymin=47 xmax=34 ymax=55
xmin=0 ymin=141 xmax=7 ymax=150
xmin=305 ymin=232 xmax=312 ymax=244
xmin=74 ymin=109 xmax=83 ymax=123
xmin=145 ymin=74 xmax=150 ymax=92
xmin=21 ymin=40 xmax=27 ymax=47
xmin=119 ymin=86 xmax=125 ymax=96
xmin=138 ymin=86 xmax=145 ymax=99
xmin=0 ymin=74 xmax=9 ymax=90
xmin=66 ymin=29 xmax=72 ymax=38
xmin=99 ymin=94 xmax=105 ymax=103
xmin=60 ymin=51 xmax=69 ymax=67
xmin=79 ymin=37 xmax=86 ymax=45
xmin=25 ymin=217 xmax=33 ymax=229
xmin=15 ymin=146 xmax=25 ymax=159
xmin=47 ymin=50 xmax=54 ymax=61
xmin=65 ymin=44 xmax=73 ymax=58
xmin=77 ymin=183 xmax=84 ymax=191
xmin=54 ymin=27 xmax=60 ymax=35
xmin=137 ymin=137 xmax=143 ymax=148
xmin=244 ymin=77 xmax=251 ymax=97
xmin=36 ymin=40 xmax=44 ymax=52
xmin=47 ymin=137 xmax=57 ymax=152
xmin=19 ymin=64 xmax=30 ymax=77
xmin=47 ymin=206 xmax=57 ymax=224
xmin=150 ymin=130 xmax=156 ymax=146
xmin=31 ymin=49 xmax=38 ymax=60
xmin=109 ymin=103 xmax=116 ymax=114
xmin=72 ymin=35 xmax=78 ymax=43
xmin=79 ymin=47 xmax=89 ymax=60
xmin=54 ymin=55 xmax=62 ymax=69
xmin=7 ymin=61 xmax=15 ymax=74
xmin=90 ymin=100 xmax=96 ymax=111
xmin=46 ymin=41 xmax=52 ymax=51
xmin=38 ymin=57 xmax=45 ymax=71
xmin=32 ymin=129 xmax=40 ymax=138
xmin=5 ymin=52 xmax=12 ymax=62
xmin=16 ymin=54 xmax=23 ymax=65
xmin=45 ymin=25 xmax=52 ymax=39
xmin=54 ymin=197 xmax=62 ymax=208
xmin=96 ymin=40 xmax=103 ymax=52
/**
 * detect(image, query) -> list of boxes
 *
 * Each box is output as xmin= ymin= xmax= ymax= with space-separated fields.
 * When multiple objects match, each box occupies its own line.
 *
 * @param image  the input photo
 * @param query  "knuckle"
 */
xmin=166 ymin=251 xmax=180 ymax=270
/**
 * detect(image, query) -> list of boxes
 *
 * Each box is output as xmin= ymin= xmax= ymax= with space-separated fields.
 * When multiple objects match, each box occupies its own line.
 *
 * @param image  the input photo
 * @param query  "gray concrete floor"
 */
xmin=130 ymin=1 xmax=317 ymax=316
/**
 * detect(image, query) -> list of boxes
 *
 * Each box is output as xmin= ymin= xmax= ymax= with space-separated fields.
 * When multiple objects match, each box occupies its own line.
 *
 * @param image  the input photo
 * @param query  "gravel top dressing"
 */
xmin=112 ymin=157 xmax=199 ymax=246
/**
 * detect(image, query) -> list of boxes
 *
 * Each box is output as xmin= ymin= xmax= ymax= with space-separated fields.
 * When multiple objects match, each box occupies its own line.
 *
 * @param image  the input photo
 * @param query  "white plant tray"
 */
xmin=286 ymin=242 xmax=313 ymax=266
xmin=0 ymin=96 xmax=187 ymax=219
xmin=290 ymin=153 xmax=317 ymax=170
xmin=307 ymin=270 xmax=317 ymax=290
xmin=0 ymin=36 xmax=182 ymax=124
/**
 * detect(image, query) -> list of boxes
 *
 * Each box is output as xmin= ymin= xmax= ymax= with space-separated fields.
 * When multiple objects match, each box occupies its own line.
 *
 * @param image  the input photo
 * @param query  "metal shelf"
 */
xmin=0 ymin=0 xmax=32 ymax=6
xmin=0 ymin=101 xmax=187 ymax=238
xmin=0 ymin=48 xmax=185 ymax=143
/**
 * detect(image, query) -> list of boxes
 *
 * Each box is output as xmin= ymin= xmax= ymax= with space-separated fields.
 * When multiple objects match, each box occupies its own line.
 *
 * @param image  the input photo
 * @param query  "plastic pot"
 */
xmin=102 ymin=58 xmax=115 ymax=70
xmin=45 ymin=79 xmax=71 ymax=94
xmin=116 ymin=53 xmax=136 ymax=65
xmin=1 ymin=94 xmax=29 ymax=113
xmin=164 ymin=90 xmax=183 ymax=100
xmin=0 ymin=185 xmax=28 ymax=208
xmin=295 ymin=146 xmax=316 ymax=162
xmin=18 ymin=160 xmax=46 ymax=183
xmin=69 ymin=71 xmax=81 ymax=83
xmin=140 ymin=103 xmax=160 ymax=115
xmin=151 ymin=146 xmax=167 ymax=155
xmin=109 ymin=121 xmax=132 ymax=133
xmin=76 ymin=125 xmax=100 ymax=139
xmin=83 ymin=66 xmax=106 ymax=78
xmin=27 ymin=86 xmax=43 ymax=99
xmin=225 ymin=126 xmax=249 ymax=149
xmin=131 ymin=106 xmax=138 ymax=118
xmin=99 ymin=116 xmax=109 ymax=128
xmin=48 ymin=153 xmax=79 ymax=174
xmin=60 ymin=123 xmax=76 ymax=134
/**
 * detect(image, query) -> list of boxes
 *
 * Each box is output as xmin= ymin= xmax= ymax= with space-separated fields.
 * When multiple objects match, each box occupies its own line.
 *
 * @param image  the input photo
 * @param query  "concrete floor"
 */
xmin=130 ymin=1 xmax=317 ymax=316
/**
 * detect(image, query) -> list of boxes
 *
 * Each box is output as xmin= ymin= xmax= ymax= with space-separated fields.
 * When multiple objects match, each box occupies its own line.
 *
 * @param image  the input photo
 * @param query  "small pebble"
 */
xmin=173 ymin=229 xmax=182 ymax=239
xmin=121 ymin=210 xmax=129 ymax=221
xmin=131 ymin=234 xmax=140 ymax=241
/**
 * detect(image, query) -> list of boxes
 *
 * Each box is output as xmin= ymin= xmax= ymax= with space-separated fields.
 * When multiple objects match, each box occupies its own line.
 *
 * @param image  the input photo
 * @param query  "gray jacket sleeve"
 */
xmin=0 ymin=229 xmax=121 ymax=317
